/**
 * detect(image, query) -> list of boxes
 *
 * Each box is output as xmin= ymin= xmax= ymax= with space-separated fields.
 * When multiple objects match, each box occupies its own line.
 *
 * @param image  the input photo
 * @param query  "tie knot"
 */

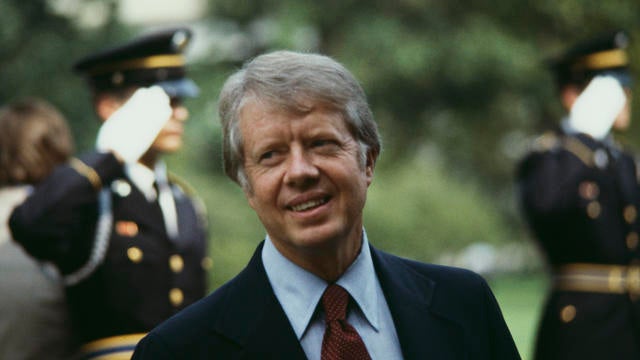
xmin=322 ymin=284 xmax=349 ymax=322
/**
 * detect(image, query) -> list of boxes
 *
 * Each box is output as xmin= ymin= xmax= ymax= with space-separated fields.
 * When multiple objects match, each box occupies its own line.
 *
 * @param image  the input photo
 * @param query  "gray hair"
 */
xmin=218 ymin=50 xmax=381 ymax=189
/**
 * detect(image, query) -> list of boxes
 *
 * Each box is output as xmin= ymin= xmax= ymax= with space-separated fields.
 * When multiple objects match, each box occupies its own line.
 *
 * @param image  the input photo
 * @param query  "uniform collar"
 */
xmin=124 ymin=161 xmax=166 ymax=201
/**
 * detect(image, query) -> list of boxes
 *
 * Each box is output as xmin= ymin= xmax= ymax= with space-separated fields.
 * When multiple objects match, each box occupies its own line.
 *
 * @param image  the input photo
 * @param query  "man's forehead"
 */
xmin=241 ymin=93 xmax=343 ymax=114
xmin=240 ymin=100 xmax=347 ymax=128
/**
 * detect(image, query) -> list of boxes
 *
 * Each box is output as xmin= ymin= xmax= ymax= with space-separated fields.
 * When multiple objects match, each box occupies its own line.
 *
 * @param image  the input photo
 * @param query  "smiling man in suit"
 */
xmin=133 ymin=50 xmax=520 ymax=359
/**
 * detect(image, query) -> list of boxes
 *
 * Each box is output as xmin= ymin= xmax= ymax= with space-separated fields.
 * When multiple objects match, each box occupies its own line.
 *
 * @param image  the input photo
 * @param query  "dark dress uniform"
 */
xmin=9 ymin=28 xmax=209 ymax=358
xmin=516 ymin=30 xmax=639 ymax=359
xmin=517 ymin=130 xmax=640 ymax=359
xmin=9 ymin=152 xmax=209 ymax=343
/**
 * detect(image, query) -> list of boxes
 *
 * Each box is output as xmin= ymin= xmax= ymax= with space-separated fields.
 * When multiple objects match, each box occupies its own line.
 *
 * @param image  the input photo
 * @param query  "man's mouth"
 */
xmin=289 ymin=197 xmax=329 ymax=212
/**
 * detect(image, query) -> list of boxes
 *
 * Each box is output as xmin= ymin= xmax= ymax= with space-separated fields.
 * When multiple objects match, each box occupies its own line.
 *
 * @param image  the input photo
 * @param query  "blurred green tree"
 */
xmin=3 ymin=0 xmax=640 ymax=286
xmin=0 ymin=0 xmax=135 ymax=149
xmin=205 ymin=0 xmax=640 ymax=213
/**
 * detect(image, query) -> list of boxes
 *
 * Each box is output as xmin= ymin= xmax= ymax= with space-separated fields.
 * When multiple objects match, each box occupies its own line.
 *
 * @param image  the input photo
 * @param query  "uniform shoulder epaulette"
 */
xmin=68 ymin=157 xmax=103 ymax=191
xmin=560 ymin=136 xmax=596 ymax=167
xmin=529 ymin=132 xmax=597 ymax=167
xmin=531 ymin=131 xmax=561 ymax=152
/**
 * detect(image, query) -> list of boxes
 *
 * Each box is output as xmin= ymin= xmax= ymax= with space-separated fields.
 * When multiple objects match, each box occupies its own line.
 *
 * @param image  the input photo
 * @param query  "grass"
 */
xmin=488 ymin=272 xmax=549 ymax=360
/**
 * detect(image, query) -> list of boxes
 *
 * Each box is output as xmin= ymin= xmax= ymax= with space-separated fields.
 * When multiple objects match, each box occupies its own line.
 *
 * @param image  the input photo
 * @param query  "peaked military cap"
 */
xmin=549 ymin=30 xmax=632 ymax=87
xmin=73 ymin=27 xmax=199 ymax=98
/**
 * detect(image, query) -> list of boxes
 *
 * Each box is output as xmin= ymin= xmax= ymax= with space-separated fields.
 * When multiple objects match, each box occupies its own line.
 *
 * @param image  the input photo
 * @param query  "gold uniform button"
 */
xmin=169 ymin=255 xmax=184 ymax=273
xmin=627 ymin=232 xmax=639 ymax=250
xmin=624 ymin=205 xmax=637 ymax=224
xmin=586 ymin=201 xmax=601 ymax=219
xmin=201 ymin=256 xmax=213 ymax=270
xmin=578 ymin=181 xmax=599 ymax=200
xmin=560 ymin=305 xmax=576 ymax=323
xmin=169 ymin=288 xmax=184 ymax=307
xmin=127 ymin=247 xmax=143 ymax=263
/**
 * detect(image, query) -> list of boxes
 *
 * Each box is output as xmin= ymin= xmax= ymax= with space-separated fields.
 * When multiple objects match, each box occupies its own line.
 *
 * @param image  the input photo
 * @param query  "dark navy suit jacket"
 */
xmin=133 ymin=242 xmax=520 ymax=359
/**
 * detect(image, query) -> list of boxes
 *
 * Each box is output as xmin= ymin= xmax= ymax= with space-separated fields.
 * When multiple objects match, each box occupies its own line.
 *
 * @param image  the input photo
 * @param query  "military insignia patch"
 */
xmin=116 ymin=221 xmax=139 ymax=237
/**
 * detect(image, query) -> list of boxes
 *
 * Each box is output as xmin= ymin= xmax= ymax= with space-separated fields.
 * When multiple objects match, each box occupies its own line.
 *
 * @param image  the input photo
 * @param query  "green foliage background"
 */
xmin=3 ymin=1 xmax=639 ymax=357
xmin=2 ymin=0 xmax=639 ymax=285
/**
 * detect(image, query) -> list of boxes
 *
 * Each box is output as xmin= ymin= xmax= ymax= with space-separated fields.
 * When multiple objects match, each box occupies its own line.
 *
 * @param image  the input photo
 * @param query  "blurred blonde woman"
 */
xmin=0 ymin=98 xmax=74 ymax=359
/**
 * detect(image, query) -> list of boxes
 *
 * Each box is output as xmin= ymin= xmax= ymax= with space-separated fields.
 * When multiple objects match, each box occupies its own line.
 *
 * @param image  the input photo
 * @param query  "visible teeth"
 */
xmin=291 ymin=199 xmax=326 ymax=212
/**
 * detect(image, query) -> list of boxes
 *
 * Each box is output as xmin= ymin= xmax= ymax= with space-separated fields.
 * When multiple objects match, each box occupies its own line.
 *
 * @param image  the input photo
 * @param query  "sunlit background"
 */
xmin=3 ymin=1 xmax=640 ymax=358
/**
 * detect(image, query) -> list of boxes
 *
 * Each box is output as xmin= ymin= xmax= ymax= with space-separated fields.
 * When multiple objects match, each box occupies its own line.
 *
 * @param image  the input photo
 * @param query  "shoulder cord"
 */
xmin=62 ymin=188 xmax=113 ymax=286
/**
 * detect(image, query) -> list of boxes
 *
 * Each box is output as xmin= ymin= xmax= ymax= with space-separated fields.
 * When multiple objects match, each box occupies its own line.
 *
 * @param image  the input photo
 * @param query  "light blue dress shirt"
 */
xmin=262 ymin=230 xmax=403 ymax=360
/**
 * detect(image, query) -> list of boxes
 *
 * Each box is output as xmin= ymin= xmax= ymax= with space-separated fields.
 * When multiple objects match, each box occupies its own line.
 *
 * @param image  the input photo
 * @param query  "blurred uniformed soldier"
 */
xmin=9 ymin=27 xmax=211 ymax=359
xmin=516 ymin=30 xmax=638 ymax=359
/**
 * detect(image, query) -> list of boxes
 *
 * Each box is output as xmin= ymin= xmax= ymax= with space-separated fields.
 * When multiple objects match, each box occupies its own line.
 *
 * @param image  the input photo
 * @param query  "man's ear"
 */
xmin=244 ymin=186 xmax=257 ymax=210
xmin=365 ymin=150 xmax=377 ymax=181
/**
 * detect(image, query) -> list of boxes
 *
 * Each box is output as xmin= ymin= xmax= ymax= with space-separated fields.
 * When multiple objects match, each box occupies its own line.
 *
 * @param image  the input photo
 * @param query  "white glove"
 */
xmin=567 ymin=75 xmax=627 ymax=140
xmin=96 ymin=86 xmax=172 ymax=163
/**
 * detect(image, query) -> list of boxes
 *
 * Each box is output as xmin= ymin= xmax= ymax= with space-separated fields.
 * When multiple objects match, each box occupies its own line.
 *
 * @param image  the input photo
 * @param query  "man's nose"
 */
xmin=172 ymin=105 xmax=189 ymax=122
xmin=284 ymin=147 xmax=319 ymax=187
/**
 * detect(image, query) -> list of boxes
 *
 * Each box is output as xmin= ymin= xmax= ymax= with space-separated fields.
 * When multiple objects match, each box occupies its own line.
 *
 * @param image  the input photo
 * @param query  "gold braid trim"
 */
xmin=531 ymin=131 xmax=560 ymax=151
xmin=554 ymin=263 xmax=640 ymax=296
xmin=69 ymin=158 xmax=103 ymax=191
xmin=573 ymin=49 xmax=629 ymax=71
xmin=561 ymin=137 xmax=595 ymax=167
xmin=86 ymin=54 xmax=185 ymax=75
xmin=78 ymin=333 xmax=146 ymax=359
xmin=530 ymin=132 xmax=596 ymax=167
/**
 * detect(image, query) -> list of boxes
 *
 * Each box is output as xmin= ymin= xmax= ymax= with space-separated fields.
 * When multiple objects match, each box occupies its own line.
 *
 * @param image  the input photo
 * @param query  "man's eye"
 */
xmin=312 ymin=140 xmax=333 ymax=147
xmin=260 ymin=151 xmax=274 ymax=160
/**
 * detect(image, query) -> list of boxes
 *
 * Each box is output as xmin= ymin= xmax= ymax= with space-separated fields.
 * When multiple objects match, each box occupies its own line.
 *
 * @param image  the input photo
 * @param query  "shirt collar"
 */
xmin=335 ymin=232 xmax=379 ymax=331
xmin=262 ymin=230 xmax=379 ymax=340
xmin=124 ymin=161 xmax=165 ymax=201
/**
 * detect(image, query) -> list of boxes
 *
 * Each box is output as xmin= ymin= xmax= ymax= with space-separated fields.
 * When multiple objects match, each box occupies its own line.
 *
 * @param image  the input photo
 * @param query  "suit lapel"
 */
xmin=371 ymin=246 xmax=466 ymax=359
xmin=211 ymin=242 xmax=307 ymax=359
xmin=211 ymin=242 xmax=470 ymax=359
